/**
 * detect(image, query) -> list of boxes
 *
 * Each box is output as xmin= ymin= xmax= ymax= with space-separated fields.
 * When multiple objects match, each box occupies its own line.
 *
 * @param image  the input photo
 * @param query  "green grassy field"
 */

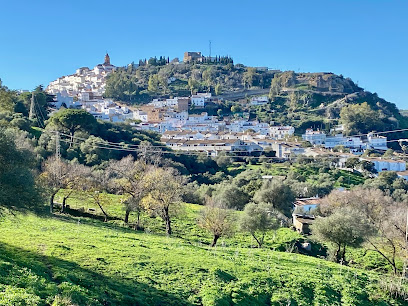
xmin=0 ymin=201 xmax=407 ymax=305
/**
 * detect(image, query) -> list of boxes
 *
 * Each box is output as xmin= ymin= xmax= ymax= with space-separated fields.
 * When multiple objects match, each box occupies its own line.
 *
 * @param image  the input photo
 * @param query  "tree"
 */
xmin=213 ymin=183 xmax=250 ymax=210
xmin=340 ymin=102 xmax=384 ymax=135
xmin=0 ymin=129 xmax=42 ymax=213
xmin=0 ymin=81 xmax=17 ymax=112
xmin=107 ymin=156 xmax=152 ymax=226
xmin=345 ymin=157 xmax=360 ymax=169
xmin=85 ymin=170 xmax=111 ymax=222
xmin=269 ymin=75 xmax=281 ymax=100
xmin=321 ymin=187 xmax=407 ymax=273
xmin=243 ymin=67 xmax=257 ymax=89
xmin=312 ymin=207 xmax=373 ymax=263
xmin=202 ymin=67 xmax=215 ymax=92
xmin=240 ymin=203 xmax=280 ymax=248
xmin=48 ymin=109 xmax=97 ymax=141
xmin=198 ymin=197 xmax=235 ymax=247
xmin=40 ymin=157 xmax=90 ymax=213
xmin=41 ymin=157 xmax=69 ymax=213
xmin=188 ymin=78 xmax=200 ymax=95
xmin=230 ymin=105 xmax=242 ymax=113
xmin=148 ymin=74 xmax=160 ymax=93
xmin=253 ymin=180 xmax=295 ymax=217
xmin=215 ymin=83 xmax=222 ymax=95
xmin=142 ymin=168 xmax=185 ymax=235
xmin=59 ymin=163 xmax=91 ymax=213
xmin=360 ymin=160 xmax=375 ymax=172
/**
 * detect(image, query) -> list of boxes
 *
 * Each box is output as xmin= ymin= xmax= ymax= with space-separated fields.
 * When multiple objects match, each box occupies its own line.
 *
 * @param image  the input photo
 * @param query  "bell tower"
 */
xmin=104 ymin=53 xmax=111 ymax=65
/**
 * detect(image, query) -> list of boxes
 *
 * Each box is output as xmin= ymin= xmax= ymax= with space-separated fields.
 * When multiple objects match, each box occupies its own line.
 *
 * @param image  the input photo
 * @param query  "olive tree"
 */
xmin=321 ymin=187 xmax=407 ymax=274
xmin=253 ymin=180 xmax=295 ymax=217
xmin=312 ymin=207 xmax=374 ymax=263
xmin=240 ymin=203 xmax=280 ymax=248
xmin=142 ymin=167 xmax=185 ymax=235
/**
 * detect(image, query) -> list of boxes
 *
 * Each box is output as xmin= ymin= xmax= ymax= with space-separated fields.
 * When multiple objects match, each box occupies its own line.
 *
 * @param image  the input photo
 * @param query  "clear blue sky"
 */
xmin=1 ymin=0 xmax=407 ymax=108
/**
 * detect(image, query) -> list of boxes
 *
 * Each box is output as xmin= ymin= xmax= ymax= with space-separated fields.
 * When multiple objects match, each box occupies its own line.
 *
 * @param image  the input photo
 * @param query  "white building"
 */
xmin=362 ymin=158 xmax=406 ymax=173
xmin=250 ymin=96 xmax=268 ymax=106
xmin=52 ymin=91 xmax=79 ymax=109
xmin=269 ymin=126 xmax=295 ymax=139
xmin=367 ymin=133 xmax=388 ymax=150
xmin=161 ymin=138 xmax=262 ymax=157
xmin=133 ymin=110 xmax=148 ymax=122
xmin=191 ymin=95 xmax=206 ymax=108
xmin=302 ymin=129 xmax=326 ymax=145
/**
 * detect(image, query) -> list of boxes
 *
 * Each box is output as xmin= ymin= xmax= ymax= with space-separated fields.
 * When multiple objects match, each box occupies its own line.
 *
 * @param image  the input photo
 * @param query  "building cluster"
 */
xmin=129 ymin=94 xmax=299 ymax=157
xmin=302 ymin=128 xmax=388 ymax=151
xmin=160 ymin=130 xmax=303 ymax=157
xmin=47 ymin=54 xmax=115 ymax=98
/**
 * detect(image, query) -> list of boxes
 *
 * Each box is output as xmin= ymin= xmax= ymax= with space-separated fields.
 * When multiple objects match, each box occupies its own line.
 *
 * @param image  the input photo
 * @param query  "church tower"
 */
xmin=104 ymin=53 xmax=111 ymax=65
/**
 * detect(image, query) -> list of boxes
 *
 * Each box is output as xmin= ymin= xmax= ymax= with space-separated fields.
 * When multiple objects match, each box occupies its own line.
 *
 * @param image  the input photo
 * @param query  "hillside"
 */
xmin=0 ymin=202 xmax=407 ymax=305
xmin=103 ymin=60 xmax=408 ymax=140
xmin=104 ymin=62 xmax=360 ymax=103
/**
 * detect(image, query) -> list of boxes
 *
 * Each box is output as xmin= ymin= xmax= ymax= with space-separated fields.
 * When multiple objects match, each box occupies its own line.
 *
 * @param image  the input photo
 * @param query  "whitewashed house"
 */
xmin=367 ymin=133 xmax=388 ymax=150
xmin=362 ymin=158 xmax=406 ymax=173
xmin=269 ymin=126 xmax=295 ymax=139
xmin=302 ymin=129 xmax=326 ymax=145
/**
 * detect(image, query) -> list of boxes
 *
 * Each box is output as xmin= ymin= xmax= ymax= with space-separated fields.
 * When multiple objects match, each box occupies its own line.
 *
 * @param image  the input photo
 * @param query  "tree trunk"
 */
xmin=341 ymin=245 xmax=346 ymax=263
xmin=211 ymin=234 xmax=220 ymax=247
xmin=136 ymin=210 xmax=141 ymax=230
xmin=164 ymin=208 xmax=171 ymax=235
xmin=251 ymin=233 xmax=262 ymax=248
xmin=61 ymin=196 xmax=68 ymax=213
xmin=96 ymin=201 xmax=109 ymax=222
xmin=165 ymin=216 xmax=172 ymax=235
xmin=334 ymin=244 xmax=341 ymax=263
xmin=50 ymin=190 xmax=58 ymax=214
xmin=124 ymin=208 xmax=131 ymax=223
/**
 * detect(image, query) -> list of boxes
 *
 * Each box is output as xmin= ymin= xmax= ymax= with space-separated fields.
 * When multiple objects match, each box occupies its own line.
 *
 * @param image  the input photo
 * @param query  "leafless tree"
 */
xmin=198 ymin=197 xmax=235 ymax=247
xmin=40 ymin=156 xmax=90 ymax=213
xmin=107 ymin=156 xmax=153 ymax=227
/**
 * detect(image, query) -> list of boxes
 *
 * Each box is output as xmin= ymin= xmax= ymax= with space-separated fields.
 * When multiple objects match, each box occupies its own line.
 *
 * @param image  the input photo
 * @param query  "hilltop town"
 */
xmin=44 ymin=53 xmax=403 ymax=162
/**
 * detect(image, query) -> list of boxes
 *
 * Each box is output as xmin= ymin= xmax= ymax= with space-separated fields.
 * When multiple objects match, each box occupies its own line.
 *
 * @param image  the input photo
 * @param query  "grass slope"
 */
xmin=0 ymin=209 xmax=406 ymax=305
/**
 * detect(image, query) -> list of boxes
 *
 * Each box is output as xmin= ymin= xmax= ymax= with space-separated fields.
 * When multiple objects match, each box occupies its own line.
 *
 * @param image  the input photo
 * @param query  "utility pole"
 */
xmin=209 ymin=40 xmax=212 ymax=60
xmin=29 ymin=92 xmax=35 ymax=120
xmin=55 ymin=131 xmax=61 ymax=181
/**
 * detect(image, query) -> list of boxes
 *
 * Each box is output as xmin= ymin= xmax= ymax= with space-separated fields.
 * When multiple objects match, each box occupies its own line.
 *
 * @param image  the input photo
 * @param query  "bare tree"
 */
xmin=85 ymin=170 xmax=111 ymax=222
xmin=107 ymin=156 xmax=153 ymax=227
xmin=40 ymin=156 xmax=88 ymax=213
xmin=198 ymin=197 xmax=235 ymax=247
xmin=60 ymin=163 xmax=91 ymax=213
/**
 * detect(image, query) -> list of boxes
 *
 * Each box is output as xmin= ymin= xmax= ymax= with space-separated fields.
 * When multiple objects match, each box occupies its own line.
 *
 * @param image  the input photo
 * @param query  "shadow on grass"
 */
xmin=0 ymin=242 xmax=192 ymax=305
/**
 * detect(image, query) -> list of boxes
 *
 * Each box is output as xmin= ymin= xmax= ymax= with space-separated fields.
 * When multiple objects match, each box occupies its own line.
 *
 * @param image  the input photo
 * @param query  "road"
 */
xmin=214 ymin=88 xmax=270 ymax=101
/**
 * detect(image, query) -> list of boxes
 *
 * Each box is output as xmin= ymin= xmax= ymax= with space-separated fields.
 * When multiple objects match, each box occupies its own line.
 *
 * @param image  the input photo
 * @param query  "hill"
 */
xmin=0 ymin=202 xmax=407 ymax=305
xmin=103 ymin=60 xmax=408 ymax=141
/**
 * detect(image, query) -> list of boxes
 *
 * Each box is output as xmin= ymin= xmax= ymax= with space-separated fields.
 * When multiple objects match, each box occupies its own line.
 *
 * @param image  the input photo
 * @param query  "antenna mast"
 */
xmin=209 ymin=40 xmax=212 ymax=59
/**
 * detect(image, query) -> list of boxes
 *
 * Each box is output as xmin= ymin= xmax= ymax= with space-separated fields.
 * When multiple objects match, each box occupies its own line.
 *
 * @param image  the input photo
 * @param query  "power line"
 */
xmin=41 ymin=126 xmax=408 ymax=161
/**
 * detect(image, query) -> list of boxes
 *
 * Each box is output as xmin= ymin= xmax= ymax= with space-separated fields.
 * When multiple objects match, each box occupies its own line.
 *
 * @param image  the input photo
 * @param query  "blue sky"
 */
xmin=0 ymin=0 xmax=407 ymax=108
